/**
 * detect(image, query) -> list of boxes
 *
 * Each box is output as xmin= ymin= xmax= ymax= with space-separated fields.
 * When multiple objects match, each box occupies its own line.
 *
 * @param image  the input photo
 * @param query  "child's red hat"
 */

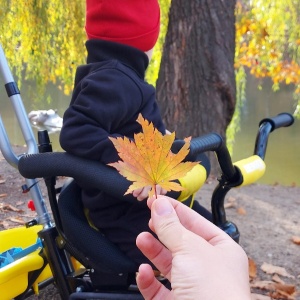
xmin=85 ymin=0 xmax=160 ymax=52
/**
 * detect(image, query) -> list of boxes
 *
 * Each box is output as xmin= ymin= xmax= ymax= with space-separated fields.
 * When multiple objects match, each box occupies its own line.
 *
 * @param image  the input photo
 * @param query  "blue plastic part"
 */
xmin=0 ymin=238 xmax=42 ymax=268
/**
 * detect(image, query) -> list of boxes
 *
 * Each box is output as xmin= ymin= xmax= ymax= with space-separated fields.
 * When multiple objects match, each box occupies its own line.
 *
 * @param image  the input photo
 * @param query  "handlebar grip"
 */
xmin=189 ymin=133 xmax=223 ymax=158
xmin=259 ymin=113 xmax=294 ymax=132
xmin=18 ymin=152 xmax=181 ymax=202
xmin=172 ymin=133 xmax=223 ymax=161
xmin=172 ymin=133 xmax=239 ymax=182
xmin=18 ymin=152 xmax=136 ymax=202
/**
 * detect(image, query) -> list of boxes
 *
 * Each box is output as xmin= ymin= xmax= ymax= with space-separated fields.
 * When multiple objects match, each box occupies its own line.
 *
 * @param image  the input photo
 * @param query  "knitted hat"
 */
xmin=85 ymin=0 xmax=160 ymax=52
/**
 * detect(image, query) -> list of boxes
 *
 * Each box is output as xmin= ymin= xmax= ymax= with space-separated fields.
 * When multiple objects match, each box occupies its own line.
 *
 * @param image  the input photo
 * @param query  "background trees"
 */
xmin=236 ymin=0 xmax=300 ymax=96
xmin=0 ymin=0 xmax=299 ymax=167
xmin=226 ymin=0 xmax=300 ymax=153
xmin=156 ymin=0 xmax=237 ymax=172
xmin=157 ymin=0 xmax=236 ymax=140
xmin=0 ymin=0 xmax=85 ymax=95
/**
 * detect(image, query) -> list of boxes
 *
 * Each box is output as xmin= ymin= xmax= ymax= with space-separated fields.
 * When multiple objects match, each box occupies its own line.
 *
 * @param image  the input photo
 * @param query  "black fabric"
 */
xmin=57 ymin=39 xmax=212 ymax=267
xmin=192 ymin=201 xmax=212 ymax=222
xmin=58 ymin=40 xmax=167 ymax=266
xmin=58 ymin=180 xmax=137 ymax=273
xmin=19 ymin=151 xmax=212 ymax=267
xmin=59 ymin=40 xmax=165 ymax=164
xmin=18 ymin=152 xmax=180 ymax=204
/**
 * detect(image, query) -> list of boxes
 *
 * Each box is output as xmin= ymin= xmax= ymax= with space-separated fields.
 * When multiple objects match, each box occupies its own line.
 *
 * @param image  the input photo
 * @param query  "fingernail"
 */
xmin=154 ymin=199 xmax=173 ymax=216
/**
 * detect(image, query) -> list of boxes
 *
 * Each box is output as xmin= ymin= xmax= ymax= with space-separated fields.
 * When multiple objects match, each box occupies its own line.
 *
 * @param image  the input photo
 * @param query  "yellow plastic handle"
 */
xmin=177 ymin=164 xmax=207 ymax=202
xmin=233 ymin=155 xmax=266 ymax=186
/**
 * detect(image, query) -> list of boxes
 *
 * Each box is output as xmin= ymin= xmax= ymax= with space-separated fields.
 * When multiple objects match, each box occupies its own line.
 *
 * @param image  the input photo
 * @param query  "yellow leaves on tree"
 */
xmin=108 ymin=114 xmax=198 ymax=198
xmin=0 ymin=0 xmax=86 ymax=96
xmin=235 ymin=0 xmax=300 ymax=94
xmin=0 ymin=0 xmax=170 ymax=96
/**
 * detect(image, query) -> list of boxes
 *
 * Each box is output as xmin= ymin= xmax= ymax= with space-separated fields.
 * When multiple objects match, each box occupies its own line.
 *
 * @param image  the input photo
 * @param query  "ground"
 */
xmin=0 ymin=146 xmax=299 ymax=299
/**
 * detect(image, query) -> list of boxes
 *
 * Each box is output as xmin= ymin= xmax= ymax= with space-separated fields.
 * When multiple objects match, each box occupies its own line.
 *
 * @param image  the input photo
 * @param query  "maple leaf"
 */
xmin=261 ymin=263 xmax=295 ymax=279
xmin=248 ymin=257 xmax=257 ymax=279
xmin=108 ymin=114 xmax=199 ymax=198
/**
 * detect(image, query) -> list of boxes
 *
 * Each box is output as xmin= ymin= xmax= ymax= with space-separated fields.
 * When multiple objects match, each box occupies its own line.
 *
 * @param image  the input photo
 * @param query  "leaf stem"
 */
xmin=154 ymin=184 xmax=157 ymax=199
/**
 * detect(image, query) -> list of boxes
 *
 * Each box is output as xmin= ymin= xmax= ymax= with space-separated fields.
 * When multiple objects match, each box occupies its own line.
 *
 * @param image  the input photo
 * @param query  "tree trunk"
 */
xmin=157 ymin=0 xmax=236 ymax=174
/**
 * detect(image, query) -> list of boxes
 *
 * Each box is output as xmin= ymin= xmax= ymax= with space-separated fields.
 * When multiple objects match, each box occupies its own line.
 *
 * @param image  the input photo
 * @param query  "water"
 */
xmin=231 ymin=75 xmax=300 ymax=186
xmin=0 ymin=80 xmax=69 ymax=151
xmin=0 ymin=75 xmax=299 ymax=186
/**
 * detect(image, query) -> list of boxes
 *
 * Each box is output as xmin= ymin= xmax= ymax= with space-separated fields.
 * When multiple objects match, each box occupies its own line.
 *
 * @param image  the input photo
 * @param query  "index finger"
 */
xmin=149 ymin=196 xmax=229 ymax=244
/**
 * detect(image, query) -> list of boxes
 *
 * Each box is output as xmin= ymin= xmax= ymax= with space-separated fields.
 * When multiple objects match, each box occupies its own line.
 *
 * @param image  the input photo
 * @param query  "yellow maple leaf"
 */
xmin=108 ymin=114 xmax=199 ymax=198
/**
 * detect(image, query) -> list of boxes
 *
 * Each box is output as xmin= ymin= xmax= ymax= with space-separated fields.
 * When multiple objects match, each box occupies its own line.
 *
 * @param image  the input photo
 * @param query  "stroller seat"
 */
xmin=57 ymin=179 xmax=137 ymax=290
xmin=18 ymin=150 xmax=209 ymax=298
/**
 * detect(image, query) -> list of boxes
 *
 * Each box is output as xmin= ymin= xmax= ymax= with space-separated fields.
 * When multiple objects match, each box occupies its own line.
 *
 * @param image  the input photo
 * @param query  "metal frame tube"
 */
xmin=0 ymin=44 xmax=52 ymax=227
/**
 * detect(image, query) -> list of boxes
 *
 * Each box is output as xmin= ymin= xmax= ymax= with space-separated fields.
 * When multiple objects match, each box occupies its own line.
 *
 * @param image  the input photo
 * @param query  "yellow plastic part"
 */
xmin=70 ymin=256 xmax=85 ymax=272
xmin=178 ymin=164 xmax=207 ymax=206
xmin=0 ymin=225 xmax=52 ymax=299
xmin=233 ymin=155 xmax=266 ymax=187
xmin=32 ymin=264 xmax=52 ymax=295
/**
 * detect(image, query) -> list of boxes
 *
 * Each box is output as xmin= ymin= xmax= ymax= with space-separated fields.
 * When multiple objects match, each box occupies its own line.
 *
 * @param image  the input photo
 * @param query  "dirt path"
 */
xmin=0 ymin=147 xmax=299 ymax=299
xmin=200 ymin=178 xmax=300 ymax=299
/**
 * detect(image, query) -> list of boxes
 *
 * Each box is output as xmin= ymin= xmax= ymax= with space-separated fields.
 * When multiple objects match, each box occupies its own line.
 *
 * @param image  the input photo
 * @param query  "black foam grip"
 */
xmin=18 ymin=152 xmax=180 ymax=202
xmin=259 ymin=113 xmax=294 ymax=132
xmin=189 ymin=133 xmax=223 ymax=158
xmin=172 ymin=133 xmax=223 ymax=162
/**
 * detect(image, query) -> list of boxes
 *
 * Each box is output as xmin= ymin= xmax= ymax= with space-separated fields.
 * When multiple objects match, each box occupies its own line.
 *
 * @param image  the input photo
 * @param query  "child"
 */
xmin=60 ymin=0 xmax=211 ymax=268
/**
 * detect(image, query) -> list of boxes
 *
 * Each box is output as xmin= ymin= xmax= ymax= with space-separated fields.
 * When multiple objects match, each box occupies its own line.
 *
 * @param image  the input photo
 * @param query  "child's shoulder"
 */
xmin=80 ymin=60 xmax=145 ymax=89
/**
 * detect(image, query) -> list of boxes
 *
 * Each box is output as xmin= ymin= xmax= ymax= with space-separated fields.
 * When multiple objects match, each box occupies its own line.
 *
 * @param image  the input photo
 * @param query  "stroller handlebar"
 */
xmin=18 ymin=152 xmax=182 ymax=202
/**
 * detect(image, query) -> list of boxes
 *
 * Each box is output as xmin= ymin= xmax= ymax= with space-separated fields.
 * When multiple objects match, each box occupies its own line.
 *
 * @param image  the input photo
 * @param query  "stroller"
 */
xmin=0 ymin=44 xmax=294 ymax=299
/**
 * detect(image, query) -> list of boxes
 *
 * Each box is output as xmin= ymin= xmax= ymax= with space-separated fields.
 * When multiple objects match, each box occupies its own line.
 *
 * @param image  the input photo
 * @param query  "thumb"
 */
xmin=151 ymin=197 xmax=188 ymax=252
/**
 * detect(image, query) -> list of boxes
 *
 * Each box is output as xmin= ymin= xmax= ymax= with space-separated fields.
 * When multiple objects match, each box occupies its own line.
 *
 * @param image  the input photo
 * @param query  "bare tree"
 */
xmin=157 ymin=0 xmax=236 ymax=172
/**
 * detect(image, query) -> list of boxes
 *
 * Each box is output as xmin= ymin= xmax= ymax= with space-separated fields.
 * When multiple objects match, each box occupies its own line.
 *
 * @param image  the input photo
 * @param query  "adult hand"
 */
xmin=136 ymin=196 xmax=251 ymax=300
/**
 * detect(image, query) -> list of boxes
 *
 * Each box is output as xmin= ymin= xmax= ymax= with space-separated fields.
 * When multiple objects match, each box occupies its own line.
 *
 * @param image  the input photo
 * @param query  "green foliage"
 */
xmin=235 ymin=0 xmax=300 ymax=118
xmin=0 ymin=0 xmax=170 ymax=96
xmin=0 ymin=0 xmax=86 ymax=95
xmin=228 ymin=0 xmax=300 ymax=153
xmin=1 ymin=0 xmax=299 ymax=118
xmin=226 ymin=66 xmax=247 ymax=154
xmin=146 ymin=0 xmax=171 ymax=86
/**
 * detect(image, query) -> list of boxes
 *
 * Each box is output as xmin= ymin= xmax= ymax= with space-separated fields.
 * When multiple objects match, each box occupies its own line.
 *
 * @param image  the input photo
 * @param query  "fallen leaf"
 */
xmin=291 ymin=236 xmax=300 ymax=245
xmin=261 ymin=263 xmax=295 ymax=279
xmin=249 ymin=257 xmax=257 ymax=279
xmin=0 ymin=193 xmax=7 ymax=198
xmin=227 ymin=196 xmax=236 ymax=202
xmin=269 ymin=283 xmax=296 ymax=299
xmin=272 ymin=274 xmax=285 ymax=284
xmin=225 ymin=196 xmax=237 ymax=209
xmin=8 ymin=217 xmax=25 ymax=224
xmin=0 ymin=220 xmax=10 ymax=229
xmin=0 ymin=179 xmax=5 ymax=184
xmin=16 ymin=201 xmax=25 ymax=206
xmin=251 ymin=281 xmax=296 ymax=299
xmin=251 ymin=294 xmax=271 ymax=300
xmin=0 ymin=203 xmax=24 ymax=213
xmin=237 ymin=207 xmax=247 ymax=215
xmin=251 ymin=280 xmax=275 ymax=289
xmin=224 ymin=202 xmax=236 ymax=208
xmin=108 ymin=114 xmax=198 ymax=198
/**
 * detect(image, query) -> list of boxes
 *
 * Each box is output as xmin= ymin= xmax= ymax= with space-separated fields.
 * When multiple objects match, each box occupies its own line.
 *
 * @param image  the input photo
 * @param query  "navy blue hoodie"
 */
xmin=60 ymin=40 xmax=165 ymax=267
